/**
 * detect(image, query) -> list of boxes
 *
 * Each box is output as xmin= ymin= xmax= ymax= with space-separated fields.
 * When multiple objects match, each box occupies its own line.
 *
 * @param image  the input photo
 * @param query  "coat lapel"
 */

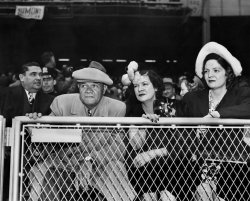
xmin=197 ymin=90 xmax=209 ymax=117
xmin=70 ymin=95 xmax=87 ymax=116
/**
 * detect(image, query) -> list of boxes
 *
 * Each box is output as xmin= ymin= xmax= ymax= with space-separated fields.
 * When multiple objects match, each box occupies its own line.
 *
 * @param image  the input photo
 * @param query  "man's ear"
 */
xmin=53 ymin=80 xmax=57 ymax=86
xmin=103 ymin=85 xmax=107 ymax=94
xmin=19 ymin=74 xmax=24 ymax=82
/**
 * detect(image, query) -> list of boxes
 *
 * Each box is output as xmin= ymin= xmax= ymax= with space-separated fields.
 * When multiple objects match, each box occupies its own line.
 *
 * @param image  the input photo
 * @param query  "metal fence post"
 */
xmin=0 ymin=116 xmax=5 ymax=201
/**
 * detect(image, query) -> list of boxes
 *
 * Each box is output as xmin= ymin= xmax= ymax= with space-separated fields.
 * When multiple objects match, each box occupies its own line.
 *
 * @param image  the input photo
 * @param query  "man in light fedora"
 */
xmin=29 ymin=61 xmax=136 ymax=201
xmin=50 ymin=61 xmax=125 ymax=116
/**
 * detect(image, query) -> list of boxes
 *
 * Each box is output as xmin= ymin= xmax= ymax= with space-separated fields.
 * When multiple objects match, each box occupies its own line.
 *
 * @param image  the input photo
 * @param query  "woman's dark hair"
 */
xmin=202 ymin=53 xmax=236 ymax=89
xmin=125 ymin=69 xmax=164 ymax=115
xmin=183 ymin=72 xmax=195 ymax=84
xmin=139 ymin=70 xmax=164 ymax=99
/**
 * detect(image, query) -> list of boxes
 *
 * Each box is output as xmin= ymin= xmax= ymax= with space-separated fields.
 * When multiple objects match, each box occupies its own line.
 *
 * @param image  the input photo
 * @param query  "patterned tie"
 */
xmin=28 ymin=92 xmax=34 ymax=104
xmin=87 ymin=109 xmax=92 ymax=116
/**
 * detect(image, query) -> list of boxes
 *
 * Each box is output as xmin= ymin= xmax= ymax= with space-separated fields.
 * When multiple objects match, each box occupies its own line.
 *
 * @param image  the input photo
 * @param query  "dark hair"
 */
xmin=62 ymin=65 xmax=74 ymax=78
xmin=21 ymin=62 xmax=41 ymax=74
xmin=41 ymin=51 xmax=54 ymax=65
xmin=183 ymin=72 xmax=196 ymax=84
xmin=139 ymin=70 xmax=164 ymax=99
xmin=202 ymin=53 xmax=235 ymax=89
xmin=125 ymin=69 xmax=164 ymax=113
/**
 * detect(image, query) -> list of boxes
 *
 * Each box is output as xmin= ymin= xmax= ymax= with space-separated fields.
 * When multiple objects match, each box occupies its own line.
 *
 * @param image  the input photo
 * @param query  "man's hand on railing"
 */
xmin=26 ymin=112 xmax=42 ymax=119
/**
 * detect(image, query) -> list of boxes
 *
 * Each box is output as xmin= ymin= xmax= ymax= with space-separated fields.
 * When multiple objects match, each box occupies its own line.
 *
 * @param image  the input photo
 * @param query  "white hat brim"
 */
xmin=72 ymin=68 xmax=113 ymax=85
xmin=195 ymin=42 xmax=242 ymax=78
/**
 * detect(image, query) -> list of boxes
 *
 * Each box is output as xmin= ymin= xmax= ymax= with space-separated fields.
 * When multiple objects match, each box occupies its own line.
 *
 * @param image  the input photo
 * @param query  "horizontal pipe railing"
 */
xmin=13 ymin=116 xmax=250 ymax=126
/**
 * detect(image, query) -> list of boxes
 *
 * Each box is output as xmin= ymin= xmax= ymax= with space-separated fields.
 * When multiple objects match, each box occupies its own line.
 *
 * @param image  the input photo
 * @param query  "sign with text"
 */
xmin=15 ymin=6 xmax=45 ymax=20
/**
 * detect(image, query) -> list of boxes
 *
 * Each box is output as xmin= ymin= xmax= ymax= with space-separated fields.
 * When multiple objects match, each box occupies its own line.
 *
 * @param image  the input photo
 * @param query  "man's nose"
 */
xmin=85 ymin=86 xmax=94 ymax=92
xmin=36 ymin=74 xmax=42 ymax=79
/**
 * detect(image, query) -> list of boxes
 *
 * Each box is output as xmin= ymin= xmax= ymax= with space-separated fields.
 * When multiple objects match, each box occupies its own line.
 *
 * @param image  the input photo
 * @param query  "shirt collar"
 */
xmin=71 ymin=95 xmax=105 ymax=116
xmin=25 ymin=89 xmax=37 ymax=99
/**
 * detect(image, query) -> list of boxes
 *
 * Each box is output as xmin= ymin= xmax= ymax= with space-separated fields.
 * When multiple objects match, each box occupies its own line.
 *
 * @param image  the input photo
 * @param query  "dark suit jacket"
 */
xmin=0 ymin=86 xmax=54 ymax=126
xmin=180 ymin=86 xmax=250 ymax=118
xmin=179 ymin=86 xmax=250 ymax=162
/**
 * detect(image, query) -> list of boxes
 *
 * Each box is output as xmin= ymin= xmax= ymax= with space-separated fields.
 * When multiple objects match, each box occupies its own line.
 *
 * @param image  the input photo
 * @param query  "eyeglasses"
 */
xmin=78 ymin=83 xmax=102 ymax=90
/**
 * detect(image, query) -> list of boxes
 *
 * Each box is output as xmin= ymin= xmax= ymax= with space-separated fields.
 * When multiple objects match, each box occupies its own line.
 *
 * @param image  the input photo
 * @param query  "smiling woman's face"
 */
xmin=133 ymin=74 xmax=156 ymax=103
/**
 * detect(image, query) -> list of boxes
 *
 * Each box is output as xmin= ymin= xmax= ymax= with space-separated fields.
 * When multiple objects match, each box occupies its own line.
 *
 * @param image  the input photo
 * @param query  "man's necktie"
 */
xmin=87 ymin=109 xmax=92 ymax=116
xmin=28 ymin=92 xmax=34 ymax=104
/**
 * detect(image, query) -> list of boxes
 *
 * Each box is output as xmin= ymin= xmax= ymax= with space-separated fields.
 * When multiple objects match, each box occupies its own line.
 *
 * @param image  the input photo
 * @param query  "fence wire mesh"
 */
xmin=11 ymin=120 xmax=250 ymax=201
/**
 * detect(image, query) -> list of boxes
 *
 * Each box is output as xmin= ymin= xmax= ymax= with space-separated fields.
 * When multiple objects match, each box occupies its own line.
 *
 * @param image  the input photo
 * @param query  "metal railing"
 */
xmin=7 ymin=116 xmax=250 ymax=201
xmin=0 ymin=116 xmax=5 ymax=201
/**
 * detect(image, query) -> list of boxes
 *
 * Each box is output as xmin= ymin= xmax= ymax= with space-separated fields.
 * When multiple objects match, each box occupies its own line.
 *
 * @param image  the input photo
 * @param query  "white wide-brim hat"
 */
xmin=72 ymin=61 xmax=113 ymax=85
xmin=195 ymin=42 xmax=242 ymax=78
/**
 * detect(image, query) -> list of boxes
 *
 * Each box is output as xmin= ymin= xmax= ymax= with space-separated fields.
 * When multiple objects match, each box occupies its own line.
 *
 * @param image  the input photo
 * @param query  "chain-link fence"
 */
xmin=8 ymin=117 xmax=250 ymax=201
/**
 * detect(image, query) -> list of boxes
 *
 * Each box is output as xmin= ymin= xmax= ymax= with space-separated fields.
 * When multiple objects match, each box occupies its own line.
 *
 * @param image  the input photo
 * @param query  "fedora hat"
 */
xmin=163 ymin=77 xmax=174 ymax=85
xmin=195 ymin=42 xmax=242 ymax=78
xmin=72 ymin=61 xmax=113 ymax=85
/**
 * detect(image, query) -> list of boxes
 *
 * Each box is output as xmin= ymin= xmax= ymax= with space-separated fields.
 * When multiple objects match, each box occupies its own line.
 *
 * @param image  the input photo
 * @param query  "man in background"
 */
xmin=42 ymin=67 xmax=58 ymax=96
xmin=162 ymin=77 xmax=181 ymax=101
xmin=0 ymin=62 xmax=54 ymax=201
xmin=162 ymin=77 xmax=181 ymax=117
xmin=0 ymin=61 xmax=54 ymax=126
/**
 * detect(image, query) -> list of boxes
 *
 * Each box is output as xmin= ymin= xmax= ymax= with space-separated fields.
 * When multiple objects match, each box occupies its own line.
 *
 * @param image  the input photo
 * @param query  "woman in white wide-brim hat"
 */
xmin=182 ymin=41 xmax=250 ymax=118
xmin=180 ymin=42 xmax=250 ymax=201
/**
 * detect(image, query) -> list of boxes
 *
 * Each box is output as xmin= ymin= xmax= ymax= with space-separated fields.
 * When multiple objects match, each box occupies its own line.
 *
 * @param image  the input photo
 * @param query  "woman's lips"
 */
xmin=208 ymin=80 xmax=216 ymax=83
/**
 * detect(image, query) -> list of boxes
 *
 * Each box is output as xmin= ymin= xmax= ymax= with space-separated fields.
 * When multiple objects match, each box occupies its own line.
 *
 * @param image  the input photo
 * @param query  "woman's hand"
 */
xmin=210 ymin=111 xmax=220 ymax=118
xmin=203 ymin=114 xmax=213 ymax=118
xmin=142 ymin=114 xmax=160 ymax=123
xmin=203 ymin=111 xmax=220 ymax=118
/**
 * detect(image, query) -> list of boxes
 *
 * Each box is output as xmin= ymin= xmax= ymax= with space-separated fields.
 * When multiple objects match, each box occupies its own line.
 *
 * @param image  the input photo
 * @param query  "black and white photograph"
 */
xmin=0 ymin=1 xmax=250 ymax=201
